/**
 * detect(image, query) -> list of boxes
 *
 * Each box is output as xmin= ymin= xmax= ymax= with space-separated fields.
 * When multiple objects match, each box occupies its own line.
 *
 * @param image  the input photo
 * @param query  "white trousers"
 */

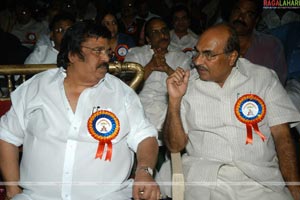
xmin=157 ymin=161 xmax=293 ymax=200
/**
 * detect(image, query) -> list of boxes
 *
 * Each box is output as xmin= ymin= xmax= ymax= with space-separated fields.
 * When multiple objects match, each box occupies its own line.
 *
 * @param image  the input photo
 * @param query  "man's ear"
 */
xmin=229 ymin=50 xmax=239 ymax=66
xmin=68 ymin=52 xmax=77 ymax=64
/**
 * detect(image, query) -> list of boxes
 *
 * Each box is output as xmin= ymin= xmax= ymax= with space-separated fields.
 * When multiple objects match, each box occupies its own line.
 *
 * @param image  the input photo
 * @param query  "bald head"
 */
xmin=193 ymin=23 xmax=240 ymax=87
xmin=200 ymin=23 xmax=240 ymax=57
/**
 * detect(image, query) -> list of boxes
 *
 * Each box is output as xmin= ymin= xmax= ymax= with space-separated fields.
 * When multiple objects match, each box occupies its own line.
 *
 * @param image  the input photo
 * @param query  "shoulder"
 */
xmin=11 ymin=68 xmax=60 ymax=99
xmin=187 ymin=29 xmax=199 ymax=40
xmin=103 ymin=73 xmax=136 ymax=95
xmin=253 ymin=31 xmax=283 ymax=48
xmin=168 ymin=49 xmax=190 ymax=59
xmin=238 ymin=58 xmax=278 ymax=79
xmin=127 ymin=45 xmax=151 ymax=55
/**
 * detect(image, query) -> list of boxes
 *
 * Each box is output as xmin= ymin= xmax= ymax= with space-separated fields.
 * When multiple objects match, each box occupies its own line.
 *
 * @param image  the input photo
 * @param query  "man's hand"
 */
xmin=133 ymin=170 xmax=161 ymax=200
xmin=5 ymin=186 xmax=22 ymax=200
xmin=166 ymin=67 xmax=190 ymax=100
xmin=289 ymin=186 xmax=300 ymax=200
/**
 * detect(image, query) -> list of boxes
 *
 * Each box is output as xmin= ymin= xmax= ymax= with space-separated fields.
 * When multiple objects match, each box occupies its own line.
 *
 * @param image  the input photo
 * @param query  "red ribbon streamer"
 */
xmin=95 ymin=142 xmax=113 ymax=161
xmin=245 ymin=123 xmax=267 ymax=144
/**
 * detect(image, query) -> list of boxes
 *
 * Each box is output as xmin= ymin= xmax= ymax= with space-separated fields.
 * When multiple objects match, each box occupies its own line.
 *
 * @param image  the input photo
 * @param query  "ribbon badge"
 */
xmin=115 ymin=44 xmax=129 ymax=62
xmin=87 ymin=110 xmax=120 ymax=161
xmin=234 ymin=94 xmax=267 ymax=144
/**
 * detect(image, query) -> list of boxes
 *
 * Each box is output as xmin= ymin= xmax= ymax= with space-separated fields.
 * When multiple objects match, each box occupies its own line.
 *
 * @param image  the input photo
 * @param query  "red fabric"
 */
xmin=0 ymin=100 xmax=11 ymax=116
xmin=0 ymin=187 xmax=5 ymax=200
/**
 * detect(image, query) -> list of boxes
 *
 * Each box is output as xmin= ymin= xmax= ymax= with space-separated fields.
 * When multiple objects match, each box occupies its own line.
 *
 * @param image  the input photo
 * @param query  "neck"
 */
xmin=109 ymin=37 xmax=117 ymax=50
xmin=175 ymin=30 xmax=188 ymax=39
xmin=238 ymin=34 xmax=253 ymax=57
xmin=65 ymin=67 xmax=98 ymax=90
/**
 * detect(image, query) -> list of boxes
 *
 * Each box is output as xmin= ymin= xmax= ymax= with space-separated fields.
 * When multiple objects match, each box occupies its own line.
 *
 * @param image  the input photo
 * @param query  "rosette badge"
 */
xmin=234 ymin=94 xmax=266 ymax=144
xmin=87 ymin=110 xmax=120 ymax=161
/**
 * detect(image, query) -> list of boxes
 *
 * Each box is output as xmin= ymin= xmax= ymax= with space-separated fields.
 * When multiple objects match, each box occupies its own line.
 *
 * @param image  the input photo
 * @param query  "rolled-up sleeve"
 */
xmin=125 ymin=90 xmax=158 ymax=152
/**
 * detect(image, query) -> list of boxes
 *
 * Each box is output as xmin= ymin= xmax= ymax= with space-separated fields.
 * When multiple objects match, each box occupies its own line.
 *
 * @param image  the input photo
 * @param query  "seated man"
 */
xmin=24 ymin=12 xmax=76 ymax=64
xmin=157 ymin=23 xmax=300 ymax=200
xmin=169 ymin=4 xmax=198 ymax=57
xmin=228 ymin=0 xmax=288 ymax=85
xmin=124 ymin=17 xmax=191 ymax=133
xmin=0 ymin=20 xmax=160 ymax=200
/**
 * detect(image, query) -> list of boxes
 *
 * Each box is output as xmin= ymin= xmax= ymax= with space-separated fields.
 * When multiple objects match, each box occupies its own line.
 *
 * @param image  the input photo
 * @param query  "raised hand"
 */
xmin=166 ymin=67 xmax=190 ymax=99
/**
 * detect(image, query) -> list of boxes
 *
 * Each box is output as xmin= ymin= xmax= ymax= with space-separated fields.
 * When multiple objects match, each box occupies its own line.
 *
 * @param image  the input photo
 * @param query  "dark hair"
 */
xmin=144 ymin=17 xmax=165 ymax=38
xmin=57 ymin=20 xmax=111 ymax=69
xmin=223 ymin=23 xmax=240 ymax=57
xmin=171 ymin=4 xmax=190 ymax=19
xmin=49 ymin=12 xmax=76 ymax=31
xmin=232 ymin=0 xmax=263 ymax=18
xmin=95 ymin=9 xmax=119 ymax=27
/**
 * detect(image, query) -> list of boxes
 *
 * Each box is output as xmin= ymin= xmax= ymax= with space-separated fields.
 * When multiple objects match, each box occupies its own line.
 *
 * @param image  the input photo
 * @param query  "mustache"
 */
xmin=195 ymin=65 xmax=208 ymax=71
xmin=159 ymin=38 xmax=170 ymax=43
xmin=97 ymin=62 xmax=109 ymax=70
xmin=232 ymin=20 xmax=247 ymax=27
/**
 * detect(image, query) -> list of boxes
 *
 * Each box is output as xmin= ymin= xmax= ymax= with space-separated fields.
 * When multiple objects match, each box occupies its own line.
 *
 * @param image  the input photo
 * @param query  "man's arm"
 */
xmin=271 ymin=123 xmax=300 ymax=199
xmin=133 ymin=137 xmax=160 ymax=200
xmin=0 ymin=139 xmax=22 ymax=198
xmin=163 ymin=68 xmax=190 ymax=152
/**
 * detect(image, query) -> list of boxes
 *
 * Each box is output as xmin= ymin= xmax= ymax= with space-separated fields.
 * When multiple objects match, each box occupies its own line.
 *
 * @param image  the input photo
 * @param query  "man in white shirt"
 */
xmin=157 ymin=23 xmax=300 ymax=200
xmin=125 ymin=17 xmax=191 ymax=133
xmin=169 ymin=4 xmax=198 ymax=56
xmin=0 ymin=20 xmax=160 ymax=200
xmin=10 ymin=2 xmax=48 ymax=50
xmin=24 ymin=12 xmax=76 ymax=64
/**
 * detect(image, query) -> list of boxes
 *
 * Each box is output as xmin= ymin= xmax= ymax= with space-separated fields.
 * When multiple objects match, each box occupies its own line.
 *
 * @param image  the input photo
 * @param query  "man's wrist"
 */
xmin=135 ymin=166 xmax=154 ymax=176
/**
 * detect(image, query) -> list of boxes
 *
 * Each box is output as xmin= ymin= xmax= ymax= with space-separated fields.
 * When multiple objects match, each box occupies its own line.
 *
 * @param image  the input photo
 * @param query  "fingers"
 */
xmin=168 ymin=67 xmax=188 ymax=86
xmin=133 ymin=183 xmax=161 ymax=200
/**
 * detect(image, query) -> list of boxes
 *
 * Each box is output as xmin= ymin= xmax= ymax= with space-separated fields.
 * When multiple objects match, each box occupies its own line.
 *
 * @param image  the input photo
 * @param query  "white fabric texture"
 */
xmin=24 ymin=43 xmax=58 ymax=64
xmin=157 ymin=58 xmax=300 ymax=199
xmin=10 ymin=19 xmax=48 ymax=49
xmin=124 ymin=45 xmax=191 ymax=131
xmin=0 ymin=68 xmax=157 ymax=200
xmin=285 ymin=78 xmax=300 ymax=134
xmin=169 ymin=29 xmax=198 ymax=52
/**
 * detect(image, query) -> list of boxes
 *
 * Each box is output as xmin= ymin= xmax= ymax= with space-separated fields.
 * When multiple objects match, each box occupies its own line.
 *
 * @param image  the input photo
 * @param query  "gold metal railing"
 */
xmin=0 ymin=62 xmax=144 ymax=99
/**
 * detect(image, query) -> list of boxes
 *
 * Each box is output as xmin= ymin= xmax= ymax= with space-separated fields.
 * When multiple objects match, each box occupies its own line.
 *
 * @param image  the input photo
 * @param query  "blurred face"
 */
xmin=137 ymin=2 xmax=149 ymax=18
xmin=229 ymin=0 xmax=258 ymax=36
xmin=69 ymin=37 xmax=110 ymax=83
xmin=16 ymin=6 xmax=31 ymax=25
xmin=173 ymin=10 xmax=190 ymax=33
xmin=121 ymin=0 xmax=136 ymax=18
xmin=146 ymin=19 xmax=170 ymax=50
xmin=51 ymin=19 xmax=74 ymax=50
xmin=102 ymin=14 xmax=118 ymax=38
xmin=193 ymin=26 xmax=237 ymax=87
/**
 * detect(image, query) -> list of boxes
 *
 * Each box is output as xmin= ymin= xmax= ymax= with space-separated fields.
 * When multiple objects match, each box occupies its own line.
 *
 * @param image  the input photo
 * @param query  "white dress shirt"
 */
xmin=10 ymin=19 xmax=48 ymax=49
xmin=24 ymin=42 xmax=58 ymax=64
xmin=157 ymin=58 xmax=300 ymax=199
xmin=0 ymin=68 xmax=157 ymax=200
xmin=169 ymin=29 xmax=198 ymax=53
xmin=124 ymin=45 xmax=192 ymax=131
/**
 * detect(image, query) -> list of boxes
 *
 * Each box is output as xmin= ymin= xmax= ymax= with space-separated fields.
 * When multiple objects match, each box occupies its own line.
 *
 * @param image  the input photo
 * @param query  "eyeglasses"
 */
xmin=191 ymin=49 xmax=230 ymax=61
xmin=81 ymin=46 xmax=111 ymax=56
xmin=150 ymin=27 xmax=169 ymax=37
